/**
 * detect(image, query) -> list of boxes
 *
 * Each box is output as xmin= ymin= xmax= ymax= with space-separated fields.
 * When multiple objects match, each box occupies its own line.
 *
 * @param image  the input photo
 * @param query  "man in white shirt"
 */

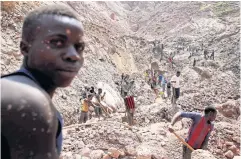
xmin=170 ymin=71 xmax=181 ymax=104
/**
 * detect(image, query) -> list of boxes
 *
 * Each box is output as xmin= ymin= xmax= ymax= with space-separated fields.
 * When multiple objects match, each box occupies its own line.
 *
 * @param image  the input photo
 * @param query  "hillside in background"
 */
xmin=1 ymin=1 xmax=240 ymax=159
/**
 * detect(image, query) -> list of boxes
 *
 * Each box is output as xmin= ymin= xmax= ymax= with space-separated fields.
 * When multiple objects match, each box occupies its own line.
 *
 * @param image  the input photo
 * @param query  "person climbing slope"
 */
xmin=210 ymin=50 xmax=214 ymax=60
xmin=144 ymin=70 xmax=149 ymax=82
xmin=193 ymin=58 xmax=196 ymax=67
xmin=151 ymin=71 xmax=159 ymax=98
xmin=204 ymin=49 xmax=208 ymax=59
xmin=166 ymin=81 xmax=171 ymax=99
xmin=170 ymin=71 xmax=181 ymax=104
xmin=1 ymin=4 xmax=85 ymax=158
xmin=168 ymin=106 xmax=217 ymax=159
xmin=159 ymin=73 xmax=167 ymax=98
xmin=168 ymin=52 xmax=175 ymax=68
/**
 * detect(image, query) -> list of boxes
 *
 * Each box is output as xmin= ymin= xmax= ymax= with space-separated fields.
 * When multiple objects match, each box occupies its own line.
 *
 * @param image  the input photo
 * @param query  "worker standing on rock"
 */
xmin=144 ymin=70 xmax=149 ymax=83
xmin=193 ymin=58 xmax=196 ymax=67
xmin=166 ymin=81 xmax=171 ymax=99
xmin=120 ymin=74 xmax=136 ymax=126
xmin=210 ymin=50 xmax=214 ymax=60
xmin=1 ymin=4 xmax=85 ymax=158
xmin=151 ymin=71 xmax=159 ymax=98
xmin=170 ymin=71 xmax=181 ymax=104
xmin=79 ymin=94 xmax=93 ymax=123
xmin=168 ymin=106 xmax=217 ymax=159
xmin=168 ymin=52 xmax=175 ymax=69
xmin=204 ymin=49 xmax=208 ymax=59
xmin=91 ymin=88 xmax=106 ymax=119
xmin=159 ymin=73 xmax=167 ymax=99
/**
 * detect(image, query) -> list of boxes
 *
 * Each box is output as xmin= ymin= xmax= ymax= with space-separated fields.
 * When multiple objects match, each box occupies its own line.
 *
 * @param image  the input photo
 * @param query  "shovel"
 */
xmin=171 ymin=131 xmax=195 ymax=151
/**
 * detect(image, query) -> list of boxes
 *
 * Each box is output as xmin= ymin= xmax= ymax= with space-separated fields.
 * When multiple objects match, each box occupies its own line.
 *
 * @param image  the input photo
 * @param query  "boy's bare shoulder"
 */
xmin=1 ymin=78 xmax=58 ymax=158
xmin=1 ymin=78 xmax=52 ymax=112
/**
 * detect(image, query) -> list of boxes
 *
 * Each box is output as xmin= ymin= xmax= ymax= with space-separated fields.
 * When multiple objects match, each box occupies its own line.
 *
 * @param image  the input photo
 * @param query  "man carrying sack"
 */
xmin=168 ymin=106 xmax=217 ymax=159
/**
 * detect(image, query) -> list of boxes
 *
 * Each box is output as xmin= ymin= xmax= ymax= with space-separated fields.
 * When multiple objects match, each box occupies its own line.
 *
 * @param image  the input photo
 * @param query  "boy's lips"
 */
xmin=56 ymin=69 xmax=78 ymax=78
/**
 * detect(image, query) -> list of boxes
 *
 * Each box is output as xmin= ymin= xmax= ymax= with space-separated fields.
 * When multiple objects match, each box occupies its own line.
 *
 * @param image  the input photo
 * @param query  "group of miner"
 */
xmin=1 ymin=4 xmax=218 ymax=159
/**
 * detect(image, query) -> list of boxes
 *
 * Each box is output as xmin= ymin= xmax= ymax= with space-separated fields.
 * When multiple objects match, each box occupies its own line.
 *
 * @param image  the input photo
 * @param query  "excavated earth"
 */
xmin=1 ymin=1 xmax=240 ymax=159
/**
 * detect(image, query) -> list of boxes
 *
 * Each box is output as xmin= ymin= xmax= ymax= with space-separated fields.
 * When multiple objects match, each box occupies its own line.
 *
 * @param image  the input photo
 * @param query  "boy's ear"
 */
xmin=20 ymin=40 xmax=30 ymax=56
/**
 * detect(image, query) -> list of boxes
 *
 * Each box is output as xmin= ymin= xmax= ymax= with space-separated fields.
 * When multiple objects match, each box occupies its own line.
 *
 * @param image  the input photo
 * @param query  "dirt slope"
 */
xmin=1 ymin=1 xmax=240 ymax=159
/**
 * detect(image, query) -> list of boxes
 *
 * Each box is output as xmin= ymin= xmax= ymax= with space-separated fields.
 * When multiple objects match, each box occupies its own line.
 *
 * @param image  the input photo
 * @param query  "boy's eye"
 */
xmin=50 ymin=39 xmax=65 ymax=47
xmin=75 ymin=42 xmax=85 ymax=52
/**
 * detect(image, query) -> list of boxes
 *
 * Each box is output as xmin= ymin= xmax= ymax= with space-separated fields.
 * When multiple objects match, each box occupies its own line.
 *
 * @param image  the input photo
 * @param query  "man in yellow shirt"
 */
xmin=79 ymin=94 xmax=93 ymax=123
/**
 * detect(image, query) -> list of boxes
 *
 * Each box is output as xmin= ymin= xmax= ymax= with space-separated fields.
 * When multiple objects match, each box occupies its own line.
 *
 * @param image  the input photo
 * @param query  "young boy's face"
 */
xmin=23 ymin=14 xmax=85 ymax=87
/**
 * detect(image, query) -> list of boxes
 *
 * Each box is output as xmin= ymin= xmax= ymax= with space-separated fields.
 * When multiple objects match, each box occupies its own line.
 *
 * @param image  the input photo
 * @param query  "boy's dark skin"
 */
xmin=1 ymin=13 xmax=84 ymax=159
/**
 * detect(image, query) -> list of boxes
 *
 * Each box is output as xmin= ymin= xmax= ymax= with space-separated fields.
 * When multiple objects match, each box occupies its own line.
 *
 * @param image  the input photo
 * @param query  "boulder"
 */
xmin=224 ymin=150 xmax=234 ymax=159
xmin=125 ymin=146 xmax=137 ymax=156
xmin=216 ymin=100 xmax=240 ymax=119
xmin=97 ymin=82 xmax=124 ymax=109
xmin=229 ymin=145 xmax=237 ymax=153
xmin=89 ymin=150 xmax=105 ymax=159
xmin=102 ymin=154 xmax=111 ymax=159
xmin=232 ymin=137 xmax=240 ymax=144
xmin=81 ymin=147 xmax=91 ymax=157
xmin=108 ymin=147 xmax=121 ymax=158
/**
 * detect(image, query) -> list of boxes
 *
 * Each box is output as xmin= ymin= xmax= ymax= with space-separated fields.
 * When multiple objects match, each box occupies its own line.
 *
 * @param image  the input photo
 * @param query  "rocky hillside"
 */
xmin=1 ymin=1 xmax=240 ymax=159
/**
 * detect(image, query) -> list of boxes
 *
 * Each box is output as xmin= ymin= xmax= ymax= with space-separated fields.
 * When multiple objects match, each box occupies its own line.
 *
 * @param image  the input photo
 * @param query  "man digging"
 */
xmin=168 ymin=106 xmax=217 ymax=159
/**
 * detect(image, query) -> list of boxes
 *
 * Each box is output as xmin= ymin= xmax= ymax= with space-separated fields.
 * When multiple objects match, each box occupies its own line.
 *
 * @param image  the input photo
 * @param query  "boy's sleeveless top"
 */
xmin=1 ymin=68 xmax=63 ymax=155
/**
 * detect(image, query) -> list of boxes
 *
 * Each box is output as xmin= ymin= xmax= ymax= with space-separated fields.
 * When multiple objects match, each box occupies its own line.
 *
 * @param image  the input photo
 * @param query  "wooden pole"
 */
xmin=172 ymin=131 xmax=195 ymax=151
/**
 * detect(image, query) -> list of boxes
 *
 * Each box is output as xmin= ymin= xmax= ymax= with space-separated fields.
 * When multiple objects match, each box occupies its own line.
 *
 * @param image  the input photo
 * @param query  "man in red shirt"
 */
xmin=168 ymin=106 xmax=217 ymax=159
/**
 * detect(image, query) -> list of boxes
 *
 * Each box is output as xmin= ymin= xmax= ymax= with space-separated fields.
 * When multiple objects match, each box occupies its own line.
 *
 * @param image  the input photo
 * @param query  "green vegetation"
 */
xmin=200 ymin=2 xmax=238 ymax=17
xmin=213 ymin=2 xmax=235 ymax=17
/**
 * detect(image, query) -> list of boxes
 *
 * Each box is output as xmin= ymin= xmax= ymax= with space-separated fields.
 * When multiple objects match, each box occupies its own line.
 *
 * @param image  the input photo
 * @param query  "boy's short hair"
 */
xmin=204 ymin=106 xmax=217 ymax=115
xmin=177 ymin=71 xmax=181 ymax=74
xmin=22 ymin=4 xmax=80 ymax=42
